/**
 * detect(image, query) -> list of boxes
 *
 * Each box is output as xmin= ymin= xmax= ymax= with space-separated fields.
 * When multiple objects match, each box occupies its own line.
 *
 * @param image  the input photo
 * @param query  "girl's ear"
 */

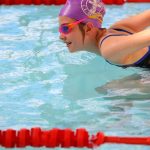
xmin=85 ymin=22 xmax=94 ymax=32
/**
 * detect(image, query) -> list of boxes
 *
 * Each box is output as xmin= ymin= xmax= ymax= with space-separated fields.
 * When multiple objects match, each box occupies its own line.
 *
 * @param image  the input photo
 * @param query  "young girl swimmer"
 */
xmin=58 ymin=0 xmax=150 ymax=68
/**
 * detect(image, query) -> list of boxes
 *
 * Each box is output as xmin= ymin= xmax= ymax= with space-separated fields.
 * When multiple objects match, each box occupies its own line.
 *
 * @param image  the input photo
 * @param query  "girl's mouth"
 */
xmin=67 ymin=42 xmax=72 ymax=47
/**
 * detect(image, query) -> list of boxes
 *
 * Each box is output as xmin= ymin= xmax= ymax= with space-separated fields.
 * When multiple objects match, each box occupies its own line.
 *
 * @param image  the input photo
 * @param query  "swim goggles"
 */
xmin=59 ymin=14 xmax=103 ymax=35
xmin=59 ymin=18 xmax=86 ymax=34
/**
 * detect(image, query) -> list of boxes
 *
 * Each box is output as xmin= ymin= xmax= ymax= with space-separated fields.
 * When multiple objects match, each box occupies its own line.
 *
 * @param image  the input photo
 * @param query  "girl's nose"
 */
xmin=59 ymin=33 xmax=66 ymax=41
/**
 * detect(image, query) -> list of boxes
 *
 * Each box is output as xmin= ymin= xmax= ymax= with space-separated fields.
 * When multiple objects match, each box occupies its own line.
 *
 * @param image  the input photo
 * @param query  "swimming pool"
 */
xmin=0 ymin=3 xmax=150 ymax=150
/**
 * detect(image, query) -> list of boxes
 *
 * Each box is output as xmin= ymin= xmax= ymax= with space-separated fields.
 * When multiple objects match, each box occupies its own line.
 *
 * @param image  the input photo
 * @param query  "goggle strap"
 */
xmin=68 ymin=18 xmax=87 ymax=28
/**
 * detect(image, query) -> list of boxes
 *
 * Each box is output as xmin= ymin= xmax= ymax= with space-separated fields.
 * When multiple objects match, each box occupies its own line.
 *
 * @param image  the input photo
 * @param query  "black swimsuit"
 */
xmin=99 ymin=28 xmax=150 ymax=68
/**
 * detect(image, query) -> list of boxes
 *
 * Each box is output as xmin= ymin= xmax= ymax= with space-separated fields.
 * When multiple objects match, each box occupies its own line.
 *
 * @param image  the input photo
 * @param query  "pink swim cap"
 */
xmin=59 ymin=0 xmax=106 ymax=28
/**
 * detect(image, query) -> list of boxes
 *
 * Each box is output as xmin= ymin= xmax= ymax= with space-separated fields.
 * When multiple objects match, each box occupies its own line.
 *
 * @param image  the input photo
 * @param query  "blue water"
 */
xmin=0 ymin=3 xmax=150 ymax=150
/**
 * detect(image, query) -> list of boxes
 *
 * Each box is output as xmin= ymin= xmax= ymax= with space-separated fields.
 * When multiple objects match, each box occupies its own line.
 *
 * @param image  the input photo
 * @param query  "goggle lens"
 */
xmin=59 ymin=24 xmax=71 ymax=34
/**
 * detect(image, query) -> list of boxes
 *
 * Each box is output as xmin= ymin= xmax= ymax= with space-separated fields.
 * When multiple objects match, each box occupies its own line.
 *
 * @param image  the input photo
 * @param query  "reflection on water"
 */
xmin=96 ymin=72 xmax=150 ymax=100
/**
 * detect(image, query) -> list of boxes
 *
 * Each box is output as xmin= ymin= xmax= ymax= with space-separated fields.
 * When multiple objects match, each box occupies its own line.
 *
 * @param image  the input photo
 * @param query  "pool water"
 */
xmin=0 ymin=3 xmax=150 ymax=150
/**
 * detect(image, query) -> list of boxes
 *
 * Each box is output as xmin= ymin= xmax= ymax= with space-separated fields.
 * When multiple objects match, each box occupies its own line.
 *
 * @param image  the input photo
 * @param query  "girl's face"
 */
xmin=59 ymin=16 xmax=85 ymax=52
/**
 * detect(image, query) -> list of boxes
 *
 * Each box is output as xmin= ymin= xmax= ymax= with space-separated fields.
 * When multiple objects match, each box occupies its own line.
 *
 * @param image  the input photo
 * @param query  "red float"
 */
xmin=42 ymin=0 xmax=53 ymax=5
xmin=16 ymin=129 xmax=30 ymax=148
xmin=127 ymin=0 xmax=150 ymax=2
xmin=55 ymin=0 xmax=67 ymax=5
xmin=115 ymin=0 xmax=125 ymax=4
xmin=0 ymin=0 xmax=14 ymax=5
xmin=102 ymin=0 xmax=125 ymax=5
xmin=32 ymin=0 xmax=43 ymax=5
xmin=102 ymin=0 xmax=114 ymax=4
xmin=2 ymin=129 xmax=16 ymax=148
xmin=13 ymin=0 xmax=30 ymax=5
xmin=23 ymin=0 xmax=32 ymax=5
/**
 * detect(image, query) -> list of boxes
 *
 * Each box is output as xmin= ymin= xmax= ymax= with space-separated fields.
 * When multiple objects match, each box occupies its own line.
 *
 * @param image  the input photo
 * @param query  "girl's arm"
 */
xmin=110 ymin=10 xmax=150 ymax=32
xmin=100 ymin=28 xmax=150 ymax=63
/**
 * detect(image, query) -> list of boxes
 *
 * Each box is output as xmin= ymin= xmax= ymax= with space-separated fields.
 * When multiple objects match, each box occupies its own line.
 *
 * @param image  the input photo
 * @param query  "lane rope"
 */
xmin=1 ymin=127 xmax=150 ymax=148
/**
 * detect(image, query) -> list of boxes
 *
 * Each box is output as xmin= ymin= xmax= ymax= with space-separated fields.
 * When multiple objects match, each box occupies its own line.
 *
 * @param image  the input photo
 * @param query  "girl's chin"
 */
xmin=68 ymin=46 xmax=77 ymax=52
xmin=67 ymin=43 xmax=82 ymax=52
xmin=68 ymin=44 xmax=82 ymax=52
xmin=68 ymin=48 xmax=76 ymax=53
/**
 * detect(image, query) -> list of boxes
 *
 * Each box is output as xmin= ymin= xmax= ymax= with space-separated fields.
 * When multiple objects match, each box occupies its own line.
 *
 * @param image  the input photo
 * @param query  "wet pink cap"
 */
xmin=59 ymin=0 xmax=106 ymax=28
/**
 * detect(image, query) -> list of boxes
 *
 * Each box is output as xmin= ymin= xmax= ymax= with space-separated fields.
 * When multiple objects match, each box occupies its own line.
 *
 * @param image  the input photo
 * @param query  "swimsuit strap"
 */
xmin=99 ymin=28 xmax=132 ymax=48
xmin=112 ymin=28 xmax=133 ymax=34
xmin=99 ymin=34 xmax=125 ymax=48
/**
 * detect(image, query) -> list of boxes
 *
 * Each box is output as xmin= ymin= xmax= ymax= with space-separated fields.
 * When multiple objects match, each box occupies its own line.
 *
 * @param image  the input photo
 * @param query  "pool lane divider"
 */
xmin=1 ymin=0 xmax=150 ymax=5
xmin=0 ymin=0 xmax=125 ymax=5
xmin=0 ymin=0 xmax=150 ymax=5
xmin=0 ymin=127 xmax=150 ymax=148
